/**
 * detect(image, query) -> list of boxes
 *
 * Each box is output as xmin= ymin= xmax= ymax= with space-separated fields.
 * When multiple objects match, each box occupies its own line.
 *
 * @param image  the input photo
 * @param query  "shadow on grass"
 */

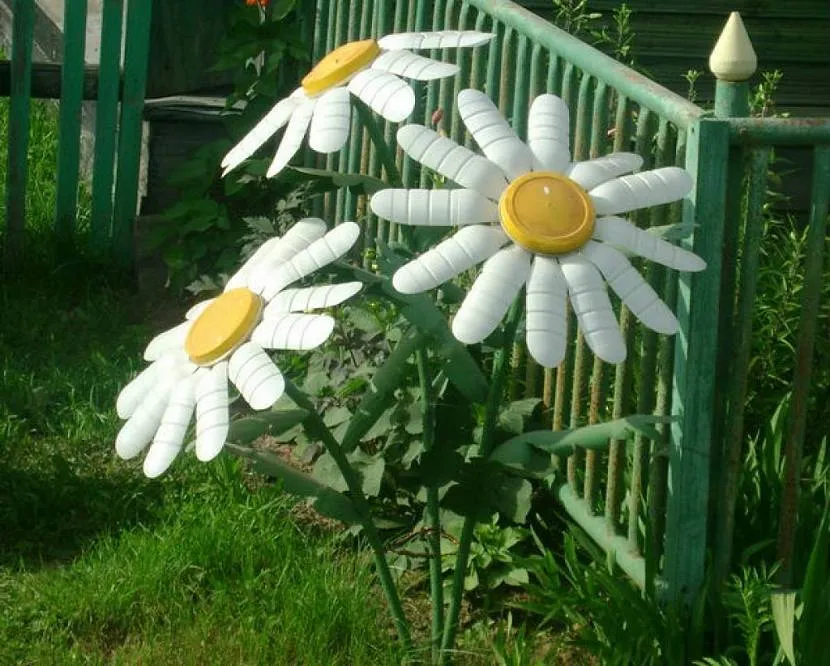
xmin=0 ymin=461 xmax=167 ymax=569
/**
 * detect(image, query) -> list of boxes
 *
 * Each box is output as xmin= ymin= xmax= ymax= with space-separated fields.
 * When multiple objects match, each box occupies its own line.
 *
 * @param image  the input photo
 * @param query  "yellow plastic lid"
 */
xmin=302 ymin=39 xmax=381 ymax=96
xmin=185 ymin=288 xmax=263 ymax=366
xmin=499 ymin=171 xmax=595 ymax=255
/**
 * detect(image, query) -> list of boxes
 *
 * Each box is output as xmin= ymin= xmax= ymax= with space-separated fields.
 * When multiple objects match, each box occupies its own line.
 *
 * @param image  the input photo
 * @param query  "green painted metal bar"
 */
xmin=3 ymin=0 xmax=35 ymax=270
xmin=436 ymin=0 xmax=458 ymax=138
xmin=448 ymin=2 xmax=473 ymax=144
xmin=627 ymin=117 xmax=672 ymax=555
xmin=566 ymin=72 xmax=595 ymax=496
xmin=320 ymin=0 xmax=340 ymax=222
xmin=511 ymin=34 xmax=530 ymax=139
xmin=400 ymin=0 xmax=425 ymax=194
xmin=464 ymin=0 xmax=703 ymax=129
xmin=111 ymin=0 xmax=152 ymax=267
xmin=343 ymin=0 xmax=374 ymax=223
xmin=89 ymin=0 xmax=124 ymax=254
xmin=484 ymin=20 xmax=503 ymax=103
xmin=528 ymin=42 xmax=543 ymax=102
xmin=551 ymin=308 xmax=573 ymax=432
xmin=560 ymin=62 xmax=577 ymax=139
xmin=546 ymin=50 xmax=560 ymax=96
xmin=728 ymin=117 xmax=830 ymax=145
xmin=647 ymin=128 xmax=686 ymax=578
xmin=775 ymin=146 xmax=830 ymax=586
xmin=584 ymin=80 xmax=610 ymax=508
xmin=712 ymin=147 xmax=770 ymax=587
xmin=422 ymin=0 xmax=446 ymax=185
xmin=54 ymin=0 xmax=89 ymax=246
xmin=604 ymin=97 xmax=639 ymax=534
xmin=497 ymin=27 xmax=515 ymax=117
xmin=664 ymin=118 xmax=731 ymax=601
xmin=332 ymin=0 xmax=351 ymax=223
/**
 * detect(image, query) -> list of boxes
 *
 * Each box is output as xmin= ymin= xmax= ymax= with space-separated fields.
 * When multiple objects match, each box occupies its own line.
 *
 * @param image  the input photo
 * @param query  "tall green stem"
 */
xmin=283 ymin=378 xmax=412 ymax=652
xmin=353 ymin=98 xmax=402 ymax=186
xmin=439 ymin=297 xmax=525 ymax=662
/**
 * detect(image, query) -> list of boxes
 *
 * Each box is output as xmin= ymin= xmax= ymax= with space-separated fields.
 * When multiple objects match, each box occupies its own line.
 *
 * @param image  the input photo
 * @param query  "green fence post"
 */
xmin=707 ymin=11 xmax=758 ymax=590
xmin=111 ymin=0 xmax=152 ymax=268
xmin=663 ymin=116 xmax=730 ymax=602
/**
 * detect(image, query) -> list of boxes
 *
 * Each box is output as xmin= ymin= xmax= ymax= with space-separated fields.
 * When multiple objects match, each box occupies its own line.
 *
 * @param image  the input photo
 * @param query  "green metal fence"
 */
xmin=305 ymin=0 xmax=830 ymax=601
xmin=1 ymin=0 xmax=152 ymax=270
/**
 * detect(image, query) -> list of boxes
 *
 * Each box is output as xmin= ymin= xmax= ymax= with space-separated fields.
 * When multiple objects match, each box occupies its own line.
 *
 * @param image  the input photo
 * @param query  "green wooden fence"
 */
xmin=1 ymin=0 xmax=152 ymax=270
xmin=303 ymin=0 xmax=830 ymax=601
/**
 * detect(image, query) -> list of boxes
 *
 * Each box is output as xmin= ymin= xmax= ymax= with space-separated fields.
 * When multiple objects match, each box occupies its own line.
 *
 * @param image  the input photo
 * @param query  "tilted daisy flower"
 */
xmin=370 ymin=89 xmax=706 ymax=367
xmin=221 ymin=31 xmax=493 ymax=179
xmin=115 ymin=219 xmax=362 ymax=478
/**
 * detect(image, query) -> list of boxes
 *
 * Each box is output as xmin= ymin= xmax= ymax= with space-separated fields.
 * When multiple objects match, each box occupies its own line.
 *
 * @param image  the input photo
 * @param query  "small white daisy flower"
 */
xmin=370 ymin=89 xmax=706 ymax=368
xmin=115 ymin=219 xmax=363 ymax=478
xmin=221 ymin=31 xmax=493 ymax=179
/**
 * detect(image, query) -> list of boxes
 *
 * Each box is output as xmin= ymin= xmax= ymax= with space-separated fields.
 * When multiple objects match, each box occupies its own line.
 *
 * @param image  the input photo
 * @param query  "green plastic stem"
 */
xmin=440 ymin=296 xmax=525 ymax=661
xmin=283 ymin=378 xmax=412 ymax=652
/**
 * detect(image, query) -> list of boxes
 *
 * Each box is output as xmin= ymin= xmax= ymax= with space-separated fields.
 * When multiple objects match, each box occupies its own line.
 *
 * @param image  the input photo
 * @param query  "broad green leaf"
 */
xmin=286 ymin=167 xmax=387 ymax=196
xmin=227 ymin=408 xmax=309 ymax=445
xmin=226 ymin=444 xmax=358 ymax=523
xmin=312 ymin=453 xmax=348 ymax=492
xmin=505 ymin=567 xmax=529 ymax=586
xmin=361 ymin=405 xmax=395 ymax=442
xmin=323 ymin=406 xmax=352 ymax=427
xmin=498 ymin=409 xmax=525 ymax=435
xmin=492 ymin=476 xmax=533 ymax=523
xmin=491 ymin=416 xmax=673 ymax=471
xmin=771 ymin=591 xmax=796 ymax=666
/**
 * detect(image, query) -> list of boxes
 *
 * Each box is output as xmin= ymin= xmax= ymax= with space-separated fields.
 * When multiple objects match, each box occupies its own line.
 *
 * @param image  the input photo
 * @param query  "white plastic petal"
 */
xmin=457 ymin=89 xmax=534 ymax=181
xmin=251 ymin=313 xmax=335 ymax=351
xmin=185 ymin=298 xmax=215 ymax=320
xmin=266 ymin=96 xmax=316 ymax=178
xmin=592 ymin=216 xmax=706 ymax=272
xmin=143 ymin=374 xmax=197 ymax=478
xmin=525 ymin=256 xmax=569 ymax=368
xmin=247 ymin=218 xmax=329 ymax=293
xmin=370 ymin=188 xmax=499 ymax=227
xmin=228 ymin=341 xmax=285 ymax=410
xmin=393 ymin=225 xmax=508 ymax=294
xmin=590 ymin=166 xmax=693 ymax=216
xmin=581 ymin=240 xmax=679 ymax=335
xmin=308 ymin=86 xmax=352 ymax=154
xmin=348 ymin=69 xmax=415 ymax=123
xmin=258 ymin=222 xmax=361 ymax=300
xmin=116 ymin=353 xmax=183 ymax=419
xmin=143 ymin=320 xmax=192 ymax=362
xmin=558 ymin=254 xmax=626 ymax=364
xmin=378 ymin=30 xmax=493 ymax=51
xmin=221 ymin=95 xmax=303 ymax=175
xmin=397 ymin=125 xmax=508 ymax=200
xmin=567 ymin=153 xmax=644 ymax=191
xmin=527 ymin=94 xmax=571 ymax=173
xmin=115 ymin=378 xmax=175 ymax=460
xmin=195 ymin=362 xmax=230 ymax=462
xmin=263 ymin=282 xmax=362 ymax=317
xmin=371 ymin=49 xmax=458 ymax=81
xmin=225 ymin=236 xmax=284 ymax=292
xmin=452 ymin=244 xmax=532 ymax=344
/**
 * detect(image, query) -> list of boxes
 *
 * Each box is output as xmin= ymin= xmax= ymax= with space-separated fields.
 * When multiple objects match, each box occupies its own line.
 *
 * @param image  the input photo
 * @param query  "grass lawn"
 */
xmin=0 ymin=261 xmax=406 ymax=664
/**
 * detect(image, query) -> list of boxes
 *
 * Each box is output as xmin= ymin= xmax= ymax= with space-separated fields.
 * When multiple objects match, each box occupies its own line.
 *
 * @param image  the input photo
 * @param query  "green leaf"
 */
xmin=492 ymin=476 xmax=533 ymax=523
xmin=312 ymin=453 xmax=348 ymax=493
xmin=771 ymin=591 xmax=797 ymax=666
xmin=505 ymin=567 xmax=529 ymax=586
xmin=323 ymin=406 xmax=352 ymax=427
xmin=226 ymin=445 xmax=358 ymax=523
xmin=286 ymin=167 xmax=387 ymax=196
xmin=491 ymin=416 xmax=673 ymax=471
xmin=227 ymin=409 xmax=309 ymax=445
xmin=498 ymin=409 xmax=525 ymax=435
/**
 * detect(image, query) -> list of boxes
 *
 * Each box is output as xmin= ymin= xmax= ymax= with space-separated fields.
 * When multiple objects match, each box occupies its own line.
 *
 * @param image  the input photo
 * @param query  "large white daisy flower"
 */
xmin=221 ymin=31 xmax=493 ymax=179
xmin=370 ymin=89 xmax=706 ymax=368
xmin=115 ymin=219 xmax=362 ymax=478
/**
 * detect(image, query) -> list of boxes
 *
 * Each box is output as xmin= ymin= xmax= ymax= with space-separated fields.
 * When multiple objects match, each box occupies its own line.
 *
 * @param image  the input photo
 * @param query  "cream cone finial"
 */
xmin=709 ymin=12 xmax=757 ymax=82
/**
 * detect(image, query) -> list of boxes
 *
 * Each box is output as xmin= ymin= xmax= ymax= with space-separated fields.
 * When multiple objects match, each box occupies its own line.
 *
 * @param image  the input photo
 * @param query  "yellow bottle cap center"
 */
xmin=499 ymin=172 xmax=595 ymax=255
xmin=185 ymin=288 xmax=263 ymax=366
xmin=302 ymin=39 xmax=381 ymax=96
